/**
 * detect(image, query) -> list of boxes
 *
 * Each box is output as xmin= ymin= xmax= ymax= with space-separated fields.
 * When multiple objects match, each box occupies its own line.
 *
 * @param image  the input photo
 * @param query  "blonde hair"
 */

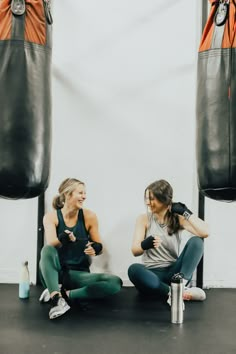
xmin=52 ymin=178 xmax=85 ymax=209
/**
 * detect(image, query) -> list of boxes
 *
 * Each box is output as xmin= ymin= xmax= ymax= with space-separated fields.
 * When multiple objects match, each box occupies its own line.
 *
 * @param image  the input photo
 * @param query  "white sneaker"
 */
xmin=39 ymin=285 xmax=63 ymax=303
xmin=39 ymin=288 xmax=51 ymax=303
xmin=49 ymin=294 xmax=70 ymax=320
xmin=183 ymin=287 xmax=206 ymax=301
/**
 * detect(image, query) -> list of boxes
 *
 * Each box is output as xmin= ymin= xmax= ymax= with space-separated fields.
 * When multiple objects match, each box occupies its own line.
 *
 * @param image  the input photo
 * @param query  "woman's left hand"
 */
xmin=84 ymin=242 xmax=96 ymax=256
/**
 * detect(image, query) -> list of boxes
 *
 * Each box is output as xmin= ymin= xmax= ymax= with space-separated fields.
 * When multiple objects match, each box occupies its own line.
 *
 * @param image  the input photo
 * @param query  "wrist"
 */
xmin=58 ymin=232 xmax=71 ymax=246
xmin=91 ymin=242 xmax=103 ymax=255
xmin=183 ymin=209 xmax=193 ymax=220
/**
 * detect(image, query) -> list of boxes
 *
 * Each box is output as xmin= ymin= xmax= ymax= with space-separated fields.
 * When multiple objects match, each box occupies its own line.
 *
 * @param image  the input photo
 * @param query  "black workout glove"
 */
xmin=91 ymin=242 xmax=103 ymax=255
xmin=171 ymin=202 xmax=193 ymax=220
xmin=141 ymin=236 xmax=155 ymax=250
xmin=58 ymin=231 xmax=71 ymax=246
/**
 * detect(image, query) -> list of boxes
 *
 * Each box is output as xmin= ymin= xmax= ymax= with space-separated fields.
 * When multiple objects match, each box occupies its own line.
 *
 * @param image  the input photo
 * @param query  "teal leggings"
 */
xmin=39 ymin=245 xmax=122 ymax=300
xmin=128 ymin=236 xmax=204 ymax=296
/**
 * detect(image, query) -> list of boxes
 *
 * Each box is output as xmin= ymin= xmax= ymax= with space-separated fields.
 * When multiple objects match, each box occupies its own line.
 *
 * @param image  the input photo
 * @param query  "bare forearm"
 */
xmin=46 ymin=239 xmax=61 ymax=247
xmin=132 ymin=246 xmax=144 ymax=257
xmin=187 ymin=214 xmax=209 ymax=238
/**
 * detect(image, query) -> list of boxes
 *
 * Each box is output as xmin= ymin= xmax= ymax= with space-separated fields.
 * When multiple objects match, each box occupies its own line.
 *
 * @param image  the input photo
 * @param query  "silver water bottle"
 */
xmin=171 ymin=273 xmax=184 ymax=324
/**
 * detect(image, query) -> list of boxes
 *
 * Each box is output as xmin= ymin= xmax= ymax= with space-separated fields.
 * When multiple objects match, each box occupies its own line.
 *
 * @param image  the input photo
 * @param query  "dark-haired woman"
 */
xmin=39 ymin=178 xmax=122 ymax=320
xmin=128 ymin=179 xmax=209 ymax=305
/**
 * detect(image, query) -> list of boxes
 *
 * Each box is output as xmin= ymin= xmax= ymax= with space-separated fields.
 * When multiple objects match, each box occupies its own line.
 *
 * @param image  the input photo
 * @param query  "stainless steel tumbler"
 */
xmin=171 ymin=273 xmax=184 ymax=324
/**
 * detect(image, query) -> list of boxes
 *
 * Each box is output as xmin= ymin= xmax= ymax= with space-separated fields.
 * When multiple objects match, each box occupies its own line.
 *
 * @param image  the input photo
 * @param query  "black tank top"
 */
xmin=56 ymin=208 xmax=91 ymax=271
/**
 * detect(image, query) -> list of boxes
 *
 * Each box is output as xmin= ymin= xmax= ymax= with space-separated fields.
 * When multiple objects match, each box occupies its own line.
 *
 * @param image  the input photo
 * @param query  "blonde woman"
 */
xmin=39 ymin=178 xmax=122 ymax=319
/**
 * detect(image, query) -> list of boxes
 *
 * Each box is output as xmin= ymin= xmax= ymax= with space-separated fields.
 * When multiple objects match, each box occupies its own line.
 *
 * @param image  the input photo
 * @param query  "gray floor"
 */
xmin=0 ymin=284 xmax=236 ymax=354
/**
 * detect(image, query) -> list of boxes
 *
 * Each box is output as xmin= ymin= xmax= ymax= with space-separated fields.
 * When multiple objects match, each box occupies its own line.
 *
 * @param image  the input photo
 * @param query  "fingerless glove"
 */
xmin=91 ymin=242 xmax=103 ymax=255
xmin=58 ymin=232 xmax=70 ymax=246
xmin=171 ymin=202 xmax=193 ymax=220
xmin=141 ymin=236 xmax=155 ymax=250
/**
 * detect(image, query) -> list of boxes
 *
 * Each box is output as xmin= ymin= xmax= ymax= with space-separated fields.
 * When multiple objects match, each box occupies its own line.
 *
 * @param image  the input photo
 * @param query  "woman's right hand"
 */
xmin=141 ymin=234 xmax=162 ymax=250
xmin=64 ymin=230 xmax=76 ymax=242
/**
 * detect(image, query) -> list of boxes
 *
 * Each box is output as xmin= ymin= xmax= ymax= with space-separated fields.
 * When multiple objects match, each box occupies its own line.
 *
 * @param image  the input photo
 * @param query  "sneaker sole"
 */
xmin=49 ymin=304 xmax=71 ymax=320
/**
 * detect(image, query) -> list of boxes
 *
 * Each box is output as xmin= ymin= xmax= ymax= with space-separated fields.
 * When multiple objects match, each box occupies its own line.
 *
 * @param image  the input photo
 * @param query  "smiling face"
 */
xmin=144 ymin=180 xmax=173 ymax=215
xmin=145 ymin=189 xmax=168 ymax=214
xmin=66 ymin=183 xmax=86 ymax=209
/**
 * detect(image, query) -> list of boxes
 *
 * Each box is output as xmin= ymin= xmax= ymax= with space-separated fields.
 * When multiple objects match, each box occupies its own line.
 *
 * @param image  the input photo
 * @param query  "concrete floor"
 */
xmin=0 ymin=284 xmax=236 ymax=354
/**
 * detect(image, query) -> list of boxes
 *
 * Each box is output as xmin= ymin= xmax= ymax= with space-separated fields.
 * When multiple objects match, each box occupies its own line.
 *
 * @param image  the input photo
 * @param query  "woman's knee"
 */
xmin=128 ymin=263 xmax=145 ymax=280
xmin=104 ymin=274 xmax=123 ymax=291
xmin=128 ymin=264 xmax=161 ymax=291
xmin=40 ymin=245 xmax=57 ymax=261
xmin=99 ymin=274 xmax=122 ymax=295
xmin=112 ymin=275 xmax=123 ymax=293
xmin=187 ymin=236 xmax=204 ymax=251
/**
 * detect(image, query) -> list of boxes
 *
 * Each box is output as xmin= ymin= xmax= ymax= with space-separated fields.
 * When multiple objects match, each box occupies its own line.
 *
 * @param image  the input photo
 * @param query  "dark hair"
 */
xmin=145 ymin=179 xmax=182 ymax=235
xmin=52 ymin=178 xmax=85 ymax=209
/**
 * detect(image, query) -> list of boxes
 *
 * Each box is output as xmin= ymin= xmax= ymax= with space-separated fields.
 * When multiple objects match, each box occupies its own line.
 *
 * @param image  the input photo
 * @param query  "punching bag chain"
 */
xmin=43 ymin=0 xmax=53 ymax=25
xmin=11 ymin=0 xmax=25 ymax=16
xmin=214 ymin=0 xmax=230 ymax=26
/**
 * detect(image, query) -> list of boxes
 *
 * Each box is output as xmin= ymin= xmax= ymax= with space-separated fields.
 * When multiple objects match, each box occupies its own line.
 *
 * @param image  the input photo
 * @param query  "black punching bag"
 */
xmin=196 ymin=0 xmax=236 ymax=201
xmin=0 ymin=0 xmax=53 ymax=199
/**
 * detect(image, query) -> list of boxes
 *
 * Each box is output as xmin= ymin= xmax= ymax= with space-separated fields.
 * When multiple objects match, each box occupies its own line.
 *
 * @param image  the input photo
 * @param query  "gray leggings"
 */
xmin=39 ymin=245 xmax=122 ymax=300
xmin=128 ymin=236 xmax=204 ymax=296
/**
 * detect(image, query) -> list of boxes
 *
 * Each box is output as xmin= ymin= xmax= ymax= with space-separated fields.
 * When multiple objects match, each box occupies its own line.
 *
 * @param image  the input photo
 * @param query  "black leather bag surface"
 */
xmin=196 ymin=0 xmax=236 ymax=201
xmin=0 ymin=0 xmax=53 ymax=199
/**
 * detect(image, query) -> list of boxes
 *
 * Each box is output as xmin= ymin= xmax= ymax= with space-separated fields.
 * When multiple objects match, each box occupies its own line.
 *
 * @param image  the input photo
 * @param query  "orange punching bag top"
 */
xmin=199 ymin=0 xmax=236 ymax=51
xmin=0 ymin=0 xmax=47 ymax=45
xmin=0 ymin=1 xmax=12 ymax=40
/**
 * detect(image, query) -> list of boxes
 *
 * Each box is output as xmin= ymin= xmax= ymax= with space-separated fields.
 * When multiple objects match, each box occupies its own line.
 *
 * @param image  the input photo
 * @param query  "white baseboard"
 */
xmin=204 ymin=280 xmax=236 ymax=289
xmin=122 ymin=279 xmax=134 ymax=287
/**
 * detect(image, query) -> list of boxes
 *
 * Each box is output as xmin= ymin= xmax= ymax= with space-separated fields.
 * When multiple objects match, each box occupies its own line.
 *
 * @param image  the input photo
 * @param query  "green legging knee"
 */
xmin=39 ymin=245 xmax=122 ymax=300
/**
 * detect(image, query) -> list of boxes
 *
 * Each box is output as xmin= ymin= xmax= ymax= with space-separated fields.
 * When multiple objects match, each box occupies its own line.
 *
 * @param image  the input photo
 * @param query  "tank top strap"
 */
xmin=56 ymin=209 xmax=67 ymax=233
xmin=74 ymin=208 xmax=89 ymax=239
xmin=78 ymin=208 xmax=85 ymax=223
xmin=147 ymin=212 xmax=153 ymax=225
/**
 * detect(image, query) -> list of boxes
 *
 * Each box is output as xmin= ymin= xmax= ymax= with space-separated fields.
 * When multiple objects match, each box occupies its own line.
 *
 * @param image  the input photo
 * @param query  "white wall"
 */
xmin=1 ymin=0 xmax=235 ymax=287
xmin=0 ymin=198 xmax=38 ymax=283
xmin=204 ymin=199 xmax=236 ymax=288
xmin=48 ymin=0 xmax=199 ymax=285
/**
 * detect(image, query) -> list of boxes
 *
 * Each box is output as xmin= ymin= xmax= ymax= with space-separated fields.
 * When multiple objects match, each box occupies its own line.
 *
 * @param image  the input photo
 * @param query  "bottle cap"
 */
xmin=171 ymin=273 xmax=183 ymax=284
